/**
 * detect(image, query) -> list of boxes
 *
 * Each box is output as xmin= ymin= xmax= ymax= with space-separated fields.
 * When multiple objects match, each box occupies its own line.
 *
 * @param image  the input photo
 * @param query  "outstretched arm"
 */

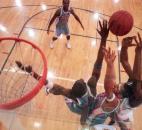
xmin=80 ymin=20 xmax=109 ymax=127
xmin=70 ymin=8 xmax=84 ymax=30
xmin=120 ymin=37 xmax=135 ymax=79
xmin=47 ymin=9 xmax=60 ymax=34
xmin=15 ymin=61 xmax=73 ymax=99
xmin=87 ymin=20 xmax=109 ymax=95
xmin=104 ymin=47 xmax=116 ymax=99
xmin=133 ymin=32 xmax=142 ymax=80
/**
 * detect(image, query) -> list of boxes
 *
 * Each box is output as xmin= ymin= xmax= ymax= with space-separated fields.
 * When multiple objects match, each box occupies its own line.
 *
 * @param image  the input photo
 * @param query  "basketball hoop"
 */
xmin=0 ymin=37 xmax=47 ymax=109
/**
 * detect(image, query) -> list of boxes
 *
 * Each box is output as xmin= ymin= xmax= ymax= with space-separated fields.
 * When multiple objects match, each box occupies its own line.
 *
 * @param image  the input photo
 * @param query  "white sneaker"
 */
xmin=45 ymin=87 xmax=50 ymax=95
xmin=50 ymin=41 xmax=54 ymax=49
xmin=44 ymin=82 xmax=53 ymax=95
xmin=66 ymin=41 xmax=71 ymax=49
xmin=65 ymin=97 xmax=73 ymax=103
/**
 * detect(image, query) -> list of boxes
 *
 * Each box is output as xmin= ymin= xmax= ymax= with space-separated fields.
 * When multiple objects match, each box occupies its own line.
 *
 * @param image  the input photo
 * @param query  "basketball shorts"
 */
xmin=55 ymin=23 xmax=70 ymax=37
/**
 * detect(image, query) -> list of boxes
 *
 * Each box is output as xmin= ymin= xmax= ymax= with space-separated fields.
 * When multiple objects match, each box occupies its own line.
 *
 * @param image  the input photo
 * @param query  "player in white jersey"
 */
xmin=47 ymin=0 xmax=84 ymax=49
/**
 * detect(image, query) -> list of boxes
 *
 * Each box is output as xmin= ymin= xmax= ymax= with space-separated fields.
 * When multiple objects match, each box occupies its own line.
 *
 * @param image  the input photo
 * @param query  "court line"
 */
xmin=3 ymin=68 xmax=104 ymax=86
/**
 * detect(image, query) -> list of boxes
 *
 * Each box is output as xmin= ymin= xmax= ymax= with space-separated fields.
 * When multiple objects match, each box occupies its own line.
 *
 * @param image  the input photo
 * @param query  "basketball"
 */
xmin=109 ymin=10 xmax=134 ymax=36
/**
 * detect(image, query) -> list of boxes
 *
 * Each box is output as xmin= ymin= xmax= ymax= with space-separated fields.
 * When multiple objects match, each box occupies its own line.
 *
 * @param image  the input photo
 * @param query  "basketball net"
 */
xmin=0 ymin=37 xmax=47 ymax=109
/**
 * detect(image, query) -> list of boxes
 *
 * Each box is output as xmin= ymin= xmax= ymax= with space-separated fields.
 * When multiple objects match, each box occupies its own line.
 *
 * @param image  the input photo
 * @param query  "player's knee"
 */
xmin=66 ymin=35 xmax=70 ymax=40
xmin=53 ymin=37 xmax=58 ymax=40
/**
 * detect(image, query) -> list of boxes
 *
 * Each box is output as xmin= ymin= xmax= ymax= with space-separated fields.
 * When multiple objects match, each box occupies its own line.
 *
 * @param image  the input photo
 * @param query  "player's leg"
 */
xmin=50 ymin=36 xmax=58 ymax=49
xmin=64 ymin=24 xmax=71 ymax=49
xmin=49 ymin=24 xmax=61 ymax=48
xmin=66 ymin=35 xmax=71 ymax=49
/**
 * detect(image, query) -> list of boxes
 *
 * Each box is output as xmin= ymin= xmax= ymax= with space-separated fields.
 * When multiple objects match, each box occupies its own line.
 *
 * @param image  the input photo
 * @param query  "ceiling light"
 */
xmin=93 ymin=12 xmax=99 ymax=20
xmin=0 ymin=24 xmax=7 ymax=32
xmin=47 ymin=71 xmax=55 ymax=79
xmin=34 ymin=122 xmax=41 ymax=128
xmin=41 ymin=4 xmax=47 ymax=10
xmin=28 ymin=29 xmax=35 ymax=37
xmin=117 ymin=45 xmax=121 ymax=51
xmin=91 ymin=39 xmax=97 ymax=47
xmin=114 ymin=0 xmax=120 ymax=3
xmin=15 ymin=0 xmax=22 ymax=7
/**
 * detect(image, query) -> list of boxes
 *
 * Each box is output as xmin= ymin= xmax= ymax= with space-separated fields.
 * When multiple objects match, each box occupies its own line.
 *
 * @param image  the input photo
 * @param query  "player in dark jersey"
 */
xmin=108 ymin=33 xmax=142 ymax=128
xmin=119 ymin=33 xmax=142 ymax=108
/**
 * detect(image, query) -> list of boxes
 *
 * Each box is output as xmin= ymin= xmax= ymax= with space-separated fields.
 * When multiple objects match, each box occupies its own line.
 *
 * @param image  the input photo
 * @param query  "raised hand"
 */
xmin=97 ymin=20 xmax=109 ymax=40
xmin=122 ymin=36 xmax=136 ymax=48
xmin=103 ymin=47 xmax=116 ymax=66
xmin=134 ymin=32 xmax=142 ymax=51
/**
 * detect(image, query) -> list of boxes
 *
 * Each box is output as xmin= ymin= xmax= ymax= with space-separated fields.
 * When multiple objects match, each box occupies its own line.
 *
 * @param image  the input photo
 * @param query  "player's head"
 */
xmin=129 ymin=81 xmax=142 ymax=107
xmin=62 ymin=0 xmax=70 ymax=10
xmin=121 ymin=80 xmax=142 ymax=107
xmin=71 ymin=79 xmax=87 ymax=98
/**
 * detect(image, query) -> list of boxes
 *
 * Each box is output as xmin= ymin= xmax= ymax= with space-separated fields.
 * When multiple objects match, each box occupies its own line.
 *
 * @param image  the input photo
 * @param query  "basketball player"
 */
xmin=82 ymin=48 xmax=120 ymax=128
xmin=102 ymin=34 xmax=142 ymax=129
xmin=107 ymin=33 xmax=142 ymax=126
xmin=118 ymin=33 xmax=142 ymax=108
xmin=47 ymin=0 xmax=84 ymax=49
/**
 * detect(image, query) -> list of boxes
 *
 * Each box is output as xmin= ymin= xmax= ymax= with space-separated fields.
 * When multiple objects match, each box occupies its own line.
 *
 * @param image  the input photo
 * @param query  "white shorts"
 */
xmin=94 ymin=124 xmax=116 ymax=130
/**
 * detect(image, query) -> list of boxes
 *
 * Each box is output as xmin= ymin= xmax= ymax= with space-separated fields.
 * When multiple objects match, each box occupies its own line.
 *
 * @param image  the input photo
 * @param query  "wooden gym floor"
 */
xmin=0 ymin=0 xmax=142 ymax=130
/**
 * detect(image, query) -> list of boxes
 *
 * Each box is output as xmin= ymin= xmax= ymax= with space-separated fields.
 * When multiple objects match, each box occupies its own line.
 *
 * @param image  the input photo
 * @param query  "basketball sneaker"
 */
xmin=66 ymin=41 xmax=71 ymax=49
xmin=50 ymin=41 xmax=54 ymax=49
xmin=65 ymin=97 xmax=73 ymax=103
xmin=45 ymin=82 xmax=53 ymax=95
